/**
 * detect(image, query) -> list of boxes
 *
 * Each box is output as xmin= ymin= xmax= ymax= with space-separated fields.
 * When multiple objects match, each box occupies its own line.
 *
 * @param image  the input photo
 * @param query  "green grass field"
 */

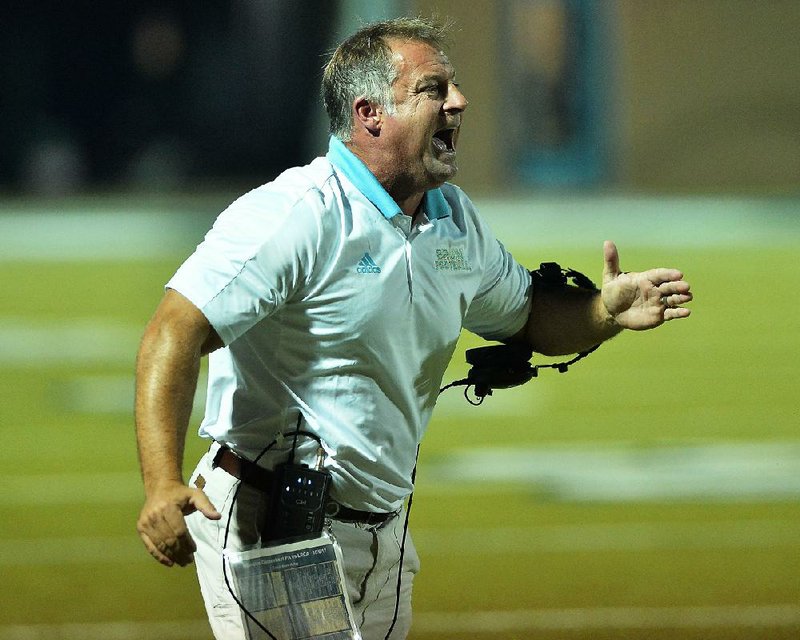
xmin=1 ymin=195 xmax=798 ymax=639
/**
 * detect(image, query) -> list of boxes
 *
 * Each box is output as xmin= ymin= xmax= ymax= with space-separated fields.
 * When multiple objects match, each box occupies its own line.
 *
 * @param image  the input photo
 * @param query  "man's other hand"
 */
xmin=136 ymin=481 xmax=221 ymax=567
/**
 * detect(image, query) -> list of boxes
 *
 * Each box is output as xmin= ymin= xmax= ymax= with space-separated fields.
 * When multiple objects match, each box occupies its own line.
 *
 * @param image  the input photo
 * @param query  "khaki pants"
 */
xmin=186 ymin=446 xmax=420 ymax=640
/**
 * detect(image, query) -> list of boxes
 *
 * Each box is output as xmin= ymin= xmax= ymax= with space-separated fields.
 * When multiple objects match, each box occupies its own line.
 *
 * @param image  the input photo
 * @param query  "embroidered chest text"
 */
xmin=434 ymin=247 xmax=472 ymax=272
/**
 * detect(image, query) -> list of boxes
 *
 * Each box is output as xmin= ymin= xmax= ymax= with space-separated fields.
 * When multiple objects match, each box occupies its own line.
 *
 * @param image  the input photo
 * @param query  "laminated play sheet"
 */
xmin=224 ymin=532 xmax=361 ymax=640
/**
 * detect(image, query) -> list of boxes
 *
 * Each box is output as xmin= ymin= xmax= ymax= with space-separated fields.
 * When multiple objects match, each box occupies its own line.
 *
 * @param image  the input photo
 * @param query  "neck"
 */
xmin=382 ymin=175 xmax=425 ymax=219
xmin=345 ymin=140 xmax=428 ymax=219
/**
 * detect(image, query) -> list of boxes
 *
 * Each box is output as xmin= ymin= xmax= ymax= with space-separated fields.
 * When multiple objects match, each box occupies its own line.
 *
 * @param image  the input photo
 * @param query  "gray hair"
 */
xmin=322 ymin=17 xmax=452 ymax=141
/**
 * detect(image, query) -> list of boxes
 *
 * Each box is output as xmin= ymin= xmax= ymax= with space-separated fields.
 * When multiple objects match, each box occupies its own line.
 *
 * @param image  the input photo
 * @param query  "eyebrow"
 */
xmin=415 ymin=69 xmax=456 ymax=87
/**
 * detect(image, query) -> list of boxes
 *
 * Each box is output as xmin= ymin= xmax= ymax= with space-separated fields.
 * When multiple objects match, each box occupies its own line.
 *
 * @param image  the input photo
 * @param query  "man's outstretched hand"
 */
xmin=601 ymin=240 xmax=693 ymax=331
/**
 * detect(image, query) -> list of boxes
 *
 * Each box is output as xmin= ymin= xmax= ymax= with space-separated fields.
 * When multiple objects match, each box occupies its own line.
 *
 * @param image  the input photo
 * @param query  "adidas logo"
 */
xmin=356 ymin=252 xmax=382 ymax=274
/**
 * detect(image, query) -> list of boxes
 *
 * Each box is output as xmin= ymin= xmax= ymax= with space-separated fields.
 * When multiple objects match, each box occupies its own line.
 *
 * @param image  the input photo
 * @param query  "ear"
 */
xmin=353 ymin=97 xmax=383 ymax=136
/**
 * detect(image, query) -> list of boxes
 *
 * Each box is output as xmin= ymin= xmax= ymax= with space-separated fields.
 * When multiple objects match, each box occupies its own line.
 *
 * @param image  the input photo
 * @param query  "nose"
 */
xmin=445 ymin=81 xmax=468 ymax=113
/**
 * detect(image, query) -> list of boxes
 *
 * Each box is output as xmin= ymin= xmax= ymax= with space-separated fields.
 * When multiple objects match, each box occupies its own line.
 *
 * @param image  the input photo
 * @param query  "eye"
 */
xmin=417 ymin=79 xmax=447 ymax=98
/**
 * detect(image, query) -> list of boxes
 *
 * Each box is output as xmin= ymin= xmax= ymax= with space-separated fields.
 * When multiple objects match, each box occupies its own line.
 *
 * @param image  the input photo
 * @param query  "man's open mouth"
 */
xmin=432 ymin=128 xmax=456 ymax=154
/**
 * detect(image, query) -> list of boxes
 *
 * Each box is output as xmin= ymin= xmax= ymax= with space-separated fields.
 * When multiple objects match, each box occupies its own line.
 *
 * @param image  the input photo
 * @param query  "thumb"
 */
xmin=189 ymin=489 xmax=222 ymax=521
xmin=603 ymin=240 xmax=620 ymax=284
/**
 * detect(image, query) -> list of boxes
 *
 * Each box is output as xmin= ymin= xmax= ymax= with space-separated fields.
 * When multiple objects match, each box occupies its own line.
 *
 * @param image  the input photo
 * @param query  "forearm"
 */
xmin=521 ymin=285 xmax=622 ymax=356
xmin=135 ymin=319 xmax=202 ymax=495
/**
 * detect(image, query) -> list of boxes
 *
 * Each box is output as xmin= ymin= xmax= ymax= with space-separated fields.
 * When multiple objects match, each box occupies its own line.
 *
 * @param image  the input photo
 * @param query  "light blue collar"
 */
xmin=327 ymin=136 xmax=451 ymax=220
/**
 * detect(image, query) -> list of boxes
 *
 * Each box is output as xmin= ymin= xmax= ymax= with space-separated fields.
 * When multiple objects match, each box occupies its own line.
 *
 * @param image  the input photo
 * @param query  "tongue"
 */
xmin=432 ymin=136 xmax=450 ymax=154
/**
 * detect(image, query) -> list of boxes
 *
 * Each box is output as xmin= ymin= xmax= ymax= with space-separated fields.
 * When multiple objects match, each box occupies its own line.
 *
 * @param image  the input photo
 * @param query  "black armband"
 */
xmin=530 ymin=262 xmax=598 ymax=292
xmin=439 ymin=262 xmax=601 ymax=405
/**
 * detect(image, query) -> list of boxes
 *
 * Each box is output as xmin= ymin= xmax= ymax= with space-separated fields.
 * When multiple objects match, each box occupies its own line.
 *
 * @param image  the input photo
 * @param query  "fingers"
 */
xmin=644 ymin=269 xmax=692 ymax=322
xmin=138 ymin=529 xmax=177 ymax=567
xmin=137 ymin=506 xmax=196 ymax=567
xmin=602 ymin=240 xmax=620 ymax=284
xmin=658 ymin=279 xmax=692 ymax=307
xmin=659 ymin=290 xmax=693 ymax=307
xmin=641 ymin=267 xmax=685 ymax=287
xmin=658 ymin=279 xmax=691 ymax=295
xmin=137 ymin=486 xmax=219 ymax=567
xmin=605 ymin=240 xmax=687 ymax=290
xmin=658 ymin=281 xmax=693 ymax=322
xmin=189 ymin=490 xmax=222 ymax=521
xmin=664 ymin=306 xmax=691 ymax=321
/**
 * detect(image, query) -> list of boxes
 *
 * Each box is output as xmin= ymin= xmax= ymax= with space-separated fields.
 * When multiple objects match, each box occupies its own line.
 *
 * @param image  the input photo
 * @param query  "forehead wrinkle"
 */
xmin=415 ymin=67 xmax=455 ymax=85
xmin=389 ymin=40 xmax=451 ymax=80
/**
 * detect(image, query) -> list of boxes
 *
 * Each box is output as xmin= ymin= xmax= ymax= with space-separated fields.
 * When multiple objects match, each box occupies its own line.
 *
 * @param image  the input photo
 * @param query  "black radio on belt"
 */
xmin=262 ymin=453 xmax=332 ymax=544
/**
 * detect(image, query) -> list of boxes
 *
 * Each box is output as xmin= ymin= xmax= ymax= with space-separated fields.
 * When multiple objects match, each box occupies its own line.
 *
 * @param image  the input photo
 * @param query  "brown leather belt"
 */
xmin=214 ymin=445 xmax=275 ymax=491
xmin=213 ymin=445 xmax=395 ymax=526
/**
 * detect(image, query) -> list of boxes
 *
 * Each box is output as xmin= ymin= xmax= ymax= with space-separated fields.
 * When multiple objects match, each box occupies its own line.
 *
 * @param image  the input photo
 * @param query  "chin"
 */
xmin=436 ymin=165 xmax=459 ymax=184
xmin=426 ymin=160 xmax=458 ymax=185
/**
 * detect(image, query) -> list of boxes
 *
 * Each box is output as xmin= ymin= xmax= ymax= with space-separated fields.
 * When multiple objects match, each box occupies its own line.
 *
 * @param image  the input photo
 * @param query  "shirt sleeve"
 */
xmin=458 ymin=194 xmax=532 ymax=341
xmin=167 ymin=185 xmax=324 ymax=345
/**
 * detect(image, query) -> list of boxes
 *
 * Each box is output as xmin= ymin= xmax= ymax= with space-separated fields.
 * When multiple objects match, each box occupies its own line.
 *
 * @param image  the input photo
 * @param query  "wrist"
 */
xmin=595 ymin=293 xmax=622 ymax=337
xmin=143 ymin=474 xmax=186 ymax=497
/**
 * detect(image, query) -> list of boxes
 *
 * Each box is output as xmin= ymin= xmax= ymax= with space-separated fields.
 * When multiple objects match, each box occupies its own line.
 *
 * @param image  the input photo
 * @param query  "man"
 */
xmin=135 ymin=17 xmax=692 ymax=640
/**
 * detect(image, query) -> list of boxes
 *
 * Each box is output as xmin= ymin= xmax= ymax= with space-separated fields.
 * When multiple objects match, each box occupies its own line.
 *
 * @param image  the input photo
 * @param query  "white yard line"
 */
xmin=57 ymin=372 xmax=207 ymax=414
xmin=0 ymin=319 xmax=141 ymax=366
xmin=1 ymin=605 xmax=799 ymax=639
xmin=476 ymin=195 xmax=800 ymax=251
xmin=1 ymin=472 xmax=143 ymax=506
xmin=0 ymin=620 xmax=212 ymax=640
xmin=413 ymin=604 xmax=800 ymax=633
xmin=4 ymin=441 xmax=800 ymax=507
xmin=424 ymin=441 xmax=800 ymax=501
xmin=0 ymin=210 xmax=204 ymax=261
xmin=1 ymin=196 xmax=798 ymax=262
xmin=2 ymin=518 xmax=797 ymax=567
xmin=411 ymin=519 xmax=800 ymax=554
xmin=0 ymin=535 xmax=144 ymax=566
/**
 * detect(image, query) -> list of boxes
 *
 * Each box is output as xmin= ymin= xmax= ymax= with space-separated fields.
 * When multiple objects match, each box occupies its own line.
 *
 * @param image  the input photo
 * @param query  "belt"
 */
xmin=212 ymin=445 xmax=395 ymax=526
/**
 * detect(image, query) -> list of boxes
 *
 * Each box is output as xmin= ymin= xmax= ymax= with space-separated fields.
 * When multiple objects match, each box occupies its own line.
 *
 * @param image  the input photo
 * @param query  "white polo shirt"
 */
xmin=168 ymin=136 xmax=531 ymax=512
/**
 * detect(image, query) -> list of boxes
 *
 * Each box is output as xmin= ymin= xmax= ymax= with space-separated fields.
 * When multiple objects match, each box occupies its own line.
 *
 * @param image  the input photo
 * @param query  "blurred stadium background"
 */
xmin=1 ymin=1 xmax=798 ymax=639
